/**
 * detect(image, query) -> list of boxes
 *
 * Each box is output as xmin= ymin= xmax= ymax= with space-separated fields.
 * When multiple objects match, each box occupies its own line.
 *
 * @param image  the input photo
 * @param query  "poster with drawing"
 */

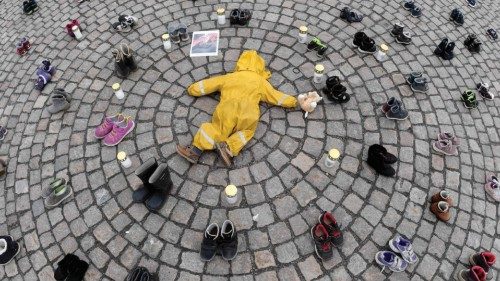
xmin=190 ymin=30 xmax=220 ymax=57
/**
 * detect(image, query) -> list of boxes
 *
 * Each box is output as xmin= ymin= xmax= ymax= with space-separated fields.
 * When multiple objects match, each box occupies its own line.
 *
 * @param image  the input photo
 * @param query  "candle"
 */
xmin=375 ymin=44 xmax=389 ymax=62
xmin=217 ymin=8 xmax=226 ymax=25
xmin=313 ymin=64 xmax=324 ymax=84
xmin=225 ymin=184 xmax=238 ymax=204
xmin=117 ymin=151 xmax=132 ymax=168
xmin=298 ymin=26 xmax=308 ymax=43
xmin=112 ymin=83 xmax=125 ymax=99
xmin=324 ymin=148 xmax=340 ymax=168
xmin=162 ymin=34 xmax=171 ymax=51
xmin=72 ymin=25 xmax=83 ymax=40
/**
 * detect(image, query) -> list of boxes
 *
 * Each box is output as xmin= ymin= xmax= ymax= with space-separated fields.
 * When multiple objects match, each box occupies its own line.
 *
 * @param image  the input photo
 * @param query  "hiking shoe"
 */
xmin=340 ymin=7 xmax=363 ymax=23
xmin=0 ymin=238 xmax=20 ymax=265
xmin=432 ymin=139 xmax=458 ymax=156
xmin=200 ymin=223 xmax=219 ymax=261
xmin=318 ymin=211 xmax=343 ymax=246
xmin=411 ymin=6 xmax=422 ymax=17
xmin=396 ymin=31 xmax=412 ymax=45
xmin=103 ymin=117 xmax=135 ymax=146
xmin=390 ymin=23 xmax=404 ymax=37
xmin=311 ymin=223 xmax=333 ymax=261
xmin=219 ymin=220 xmax=238 ymax=261
xmin=0 ymin=126 xmax=8 ymax=141
xmin=429 ymin=201 xmax=451 ymax=222
xmin=470 ymin=252 xmax=496 ymax=280
xmin=358 ymin=37 xmax=376 ymax=54
xmin=402 ymin=0 xmax=414 ymax=10
xmin=42 ymin=178 xmax=66 ymax=198
xmin=456 ymin=266 xmax=486 ymax=281
xmin=487 ymin=29 xmax=497 ymax=40
xmin=477 ymin=83 xmax=494 ymax=100
xmin=367 ymin=144 xmax=396 ymax=177
xmin=352 ymin=32 xmax=367 ymax=47
xmin=176 ymin=145 xmax=201 ymax=164
xmin=216 ymin=142 xmax=233 ymax=167
xmin=461 ymin=90 xmax=478 ymax=109
xmin=94 ymin=114 xmax=124 ymax=139
xmin=386 ymin=104 xmax=408 ymax=120
xmin=442 ymin=42 xmax=455 ymax=60
xmin=434 ymin=38 xmax=448 ymax=56
xmin=410 ymin=77 xmax=428 ymax=93
xmin=467 ymin=0 xmax=476 ymax=8
xmin=48 ymin=95 xmax=70 ymax=114
xmin=45 ymin=184 xmax=73 ymax=208
xmin=437 ymin=132 xmax=460 ymax=146
xmin=430 ymin=190 xmax=453 ymax=206
xmin=484 ymin=182 xmax=500 ymax=202
xmin=406 ymin=72 xmax=423 ymax=85
xmin=388 ymin=235 xmax=418 ymax=264
xmin=375 ymin=251 xmax=408 ymax=272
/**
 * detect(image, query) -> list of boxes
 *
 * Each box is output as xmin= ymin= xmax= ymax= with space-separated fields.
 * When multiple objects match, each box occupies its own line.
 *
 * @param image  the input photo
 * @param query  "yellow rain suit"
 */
xmin=188 ymin=50 xmax=297 ymax=156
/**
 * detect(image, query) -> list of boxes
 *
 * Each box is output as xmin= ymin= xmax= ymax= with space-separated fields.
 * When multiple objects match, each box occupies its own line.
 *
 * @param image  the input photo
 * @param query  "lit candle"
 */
xmin=117 ymin=151 xmax=132 ymax=168
xmin=162 ymin=34 xmax=171 ymax=51
xmin=225 ymin=184 xmax=238 ymax=204
xmin=298 ymin=26 xmax=308 ymax=43
xmin=112 ymin=83 xmax=124 ymax=99
xmin=324 ymin=148 xmax=340 ymax=168
xmin=217 ymin=8 xmax=226 ymax=25
xmin=313 ymin=64 xmax=324 ymax=84
xmin=71 ymin=25 xmax=83 ymax=40
xmin=375 ymin=44 xmax=389 ymax=62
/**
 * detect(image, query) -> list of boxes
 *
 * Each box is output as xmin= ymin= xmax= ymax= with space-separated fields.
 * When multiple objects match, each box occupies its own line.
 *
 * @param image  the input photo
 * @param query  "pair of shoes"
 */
xmin=65 ymin=19 xmax=82 ymax=38
xmin=126 ymin=266 xmax=156 ymax=281
xmin=450 ymin=8 xmax=464 ymax=26
xmin=390 ymin=23 xmax=412 ymax=45
xmin=402 ymin=0 xmax=422 ymax=17
xmin=322 ymin=76 xmax=350 ymax=103
xmin=311 ymin=211 xmax=343 ymax=261
xmin=54 ymin=254 xmax=89 ymax=281
xmin=0 ymin=156 xmax=7 ymax=177
xmin=381 ymin=97 xmax=408 ymax=120
xmin=229 ymin=9 xmax=252 ymax=26
xmin=466 ymin=0 xmax=476 ymax=8
xmin=167 ymin=22 xmax=189 ymax=43
xmin=0 ymin=236 xmax=20 ymax=265
xmin=340 ymin=7 xmax=363 ymax=23
xmin=43 ymin=177 xmax=73 ymax=208
xmin=375 ymin=234 xmax=418 ymax=272
xmin=487 ymin=29 xmax=498 ymax=40
xmin=95 ymin=113 xmax=135 ymax=146
xmin=36 ymin=59 xmax=56 ymax=76
xmin=307 ymin=37 xmax=328 ymax=57
xmin=367 ymin=144 xmax=398 ymax=177
xmin=22 ymin=0 xmax=38 ymax=15
xmin=476 ymin=83 xmax=493 ymax=100
xmin=456 ymin=252 xmax=496 ymax=281
xmin=461 ymin=90 xmax=478 ymax=109
xmin=465 ymin=34 xmax=482 ymax=53
xmin=353 ymin=32 xmax=377 ymax=54
xmin=47 ymin=88 xmax=71 ymax=114
xmin=200 ymin=220 xmax=238 ymax=261
xmin=485 ymin=176 xmax=500 ymax=202
xmin=429 ymin=190 xmax=453 ymax=222
xmin=0 ymin=126 xmax=8 ymax=141
xmin=434 ymin=38 xmax=455 ymax=60
xmin=432 ymin=133 xmax=459 ymax=156
xmin=176 ymin=144 xmax=202 ymax=164
xmin=15 ymin=37 xmax=31 ymax=56
xmin=112 ymin=15 xmax=139 ymax=32
xmin=112 ymin=43 xmax=138 ymax=78
xmin=406 ymin=72 xmax=428 ymax=93
xmin=132 ymin=158 xmax=172 ymax=212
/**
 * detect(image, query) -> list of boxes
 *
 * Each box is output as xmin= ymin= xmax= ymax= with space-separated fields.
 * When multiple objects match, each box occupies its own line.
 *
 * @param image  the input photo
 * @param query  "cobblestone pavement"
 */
xmin=0 ymin=0 xmax=500 ymax=280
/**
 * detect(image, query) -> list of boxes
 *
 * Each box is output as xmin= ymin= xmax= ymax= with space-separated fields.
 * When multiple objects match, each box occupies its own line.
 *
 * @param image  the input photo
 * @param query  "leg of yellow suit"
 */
xmin=225 ymin=128 xmax=255 ymax=156
xmin=192 ymin=122 xmax=221 ymax=151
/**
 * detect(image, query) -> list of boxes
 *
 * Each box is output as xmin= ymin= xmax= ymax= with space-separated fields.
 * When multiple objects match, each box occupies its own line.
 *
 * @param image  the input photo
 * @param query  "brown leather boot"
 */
xmin=430 ymin=201 xmax=451 ymax=222
xmin=215 ymin=142 xmax=233 ymax=167
xmin=430 ymin=190 xmax=453 ymax=206
xmin=176 ymin=145 xmax=201 ymax=164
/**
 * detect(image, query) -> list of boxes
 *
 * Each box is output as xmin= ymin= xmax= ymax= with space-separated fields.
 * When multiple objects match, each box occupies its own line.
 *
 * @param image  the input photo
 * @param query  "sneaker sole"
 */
xmin=103 ymin=122 xmax=135 ymax=146
xmin=461 ymin=100 xmax=477 ymax=109
xmin=176 ymin=146 xmax=198 ymax=164
xmin=0 ymin=241 xmax=21 ymax=265
xmin=386 ymin=114 xmax=408 ymax=121
xmin=411 ymin=14 xmax=421 ymax=18
xmin=432 ymin=142 xmax=457 ymax=156
xmin=221 ymin=253 xmax=238 ymax=261
xmin=357 ymin=47 xmax=376 ymax=54
xmin=395 ymin=38 xmax=412 ymax=45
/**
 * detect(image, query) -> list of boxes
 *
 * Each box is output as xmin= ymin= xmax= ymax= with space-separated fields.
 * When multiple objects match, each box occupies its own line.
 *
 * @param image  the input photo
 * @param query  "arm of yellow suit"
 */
xmin=261 ymin=80 xmax=297 ymax=108
xmin=187 ymin=75 xmax=226 ymax=97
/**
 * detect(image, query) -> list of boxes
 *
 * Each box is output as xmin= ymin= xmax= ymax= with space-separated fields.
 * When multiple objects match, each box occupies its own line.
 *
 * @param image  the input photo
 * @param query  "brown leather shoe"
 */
xmin=430 ymin=201 xmax=451 ymax=222
xmin=430 ymin=190 xmax=453 ymax=206
xmin=176 ymin=145 xmax=200 ymax=164
xmin=215 ymin=142 xmax=233 ymax=167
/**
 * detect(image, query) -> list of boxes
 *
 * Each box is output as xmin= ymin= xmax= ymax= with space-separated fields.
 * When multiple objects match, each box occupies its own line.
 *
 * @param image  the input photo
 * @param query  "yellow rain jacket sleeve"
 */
xmin=187 ymin=50 xmax=297 ymax=156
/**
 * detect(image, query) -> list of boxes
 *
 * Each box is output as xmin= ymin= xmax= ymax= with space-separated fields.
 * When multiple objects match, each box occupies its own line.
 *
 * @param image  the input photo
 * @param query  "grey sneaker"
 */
xmin=42 ymin=178 xmax=66 ymax=198
xmin=432 ymin=139 xmax=458 ymax=156
xmin=406 ymin=72 xmax=422 ymax=85
xmin=386 ymin=104 xmax=409 ymax=120
xmin=45 ymin=184 xmax=73 ymax=208
xmin=410 ymin=77 xmax=429 ymax=93
xmin=48 ymin=95 xmax=70 ymax=114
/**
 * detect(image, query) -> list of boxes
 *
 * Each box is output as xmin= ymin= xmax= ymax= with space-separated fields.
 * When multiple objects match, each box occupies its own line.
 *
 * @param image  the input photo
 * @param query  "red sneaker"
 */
xmin=16 ymin=42 xmax=26 ymax=56
xmin=311 ymin=224 xmax=333 ymax=261
xmin=318 ymin=211 xmax=344 ymax=246
xmin=21 ymin=37 xmax=31 ymax=50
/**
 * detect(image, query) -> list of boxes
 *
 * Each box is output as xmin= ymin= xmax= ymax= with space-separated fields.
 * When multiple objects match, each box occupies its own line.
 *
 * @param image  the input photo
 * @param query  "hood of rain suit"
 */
xmin=233 ymin=50 xmax=271 ymax=79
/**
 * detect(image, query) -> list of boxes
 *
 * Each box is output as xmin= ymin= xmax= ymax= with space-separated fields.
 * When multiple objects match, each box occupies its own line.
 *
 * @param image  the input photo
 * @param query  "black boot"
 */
xmin=132 ymin=158 xmax=158 ymax=203
xmin=145 ymin=163 xmax=172 ymax=212
xmin=112 ymin=49 xmax=130 ymax=78
xmin=434 ymin=38 xmax=448 ymax=56
xmin=0 ymin=238 xmax=19 ymax=265
xmin=219 ymin=220 xmax=238 ymax=261
xmin=66 ymin=258 xmax=89 ymax=281
xmin=54 ymin=254 xmax=80 ymax=280
xmin=367 ymin=144 xmax=396 ymax=177
xmin=121 ymin=43 xmax=138 ymax=72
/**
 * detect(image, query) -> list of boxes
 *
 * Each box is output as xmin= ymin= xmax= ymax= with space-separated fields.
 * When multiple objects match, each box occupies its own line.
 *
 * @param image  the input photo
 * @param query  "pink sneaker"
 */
xmin=103 ymin=117 xmax=135 ymax=146
xmin=95 ymin=114 xmax=124 ymax=139
xmin=486 ymin=175 xmax=499 ymax=184
xmin=432 ymin=139 xmax=458 ymax=156
xmin=437 ymin=132 xmax=460 ymax=145
xmin=484 ymin=182 xmax=500 ymax=202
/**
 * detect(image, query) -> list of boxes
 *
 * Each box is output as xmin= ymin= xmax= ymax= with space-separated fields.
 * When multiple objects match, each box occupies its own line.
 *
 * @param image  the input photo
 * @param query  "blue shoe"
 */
xmin=388 ymin=235 xmax=419 ymax=264
xmin=467 ymin=0 xmax=476 ymax=8
xmin=402 ymin=0 xmax=415 ymax=10
xmin=35 ymin=72 xmax=51 ymax=91
xmin=411 ymin=6 xmax=422 ymax=17
xmin=375 ymin=251 xmax=408 ymax=272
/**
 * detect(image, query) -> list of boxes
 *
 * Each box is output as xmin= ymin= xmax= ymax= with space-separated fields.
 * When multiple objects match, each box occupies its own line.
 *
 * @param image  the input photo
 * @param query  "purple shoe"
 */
xmin=94 ymin=114 xmax=124 ymax=139
xmin=35 ymin=72 xmax=51 ymax=91
xmin=38 ymin=60 xmax=56 ymax=75
xmin=437 ymin=132 xmax=460 ymax=145
xmin=375 ymin=251 xmax=408 ymax=272
xmin=103 ymin=117 xmax=135 ymax=146
xmin=432 ymin=139 xmax=458 ymax=156
xmin=388 ymin=234 xmax=418 ymax=264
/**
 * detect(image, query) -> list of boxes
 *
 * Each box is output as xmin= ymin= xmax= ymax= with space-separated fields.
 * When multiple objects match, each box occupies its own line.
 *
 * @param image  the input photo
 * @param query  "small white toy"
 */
xmin=298 ymin=91 xmax=323 ymax=118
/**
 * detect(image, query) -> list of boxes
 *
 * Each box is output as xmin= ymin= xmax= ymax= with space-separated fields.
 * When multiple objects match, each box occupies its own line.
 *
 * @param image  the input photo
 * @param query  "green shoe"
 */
xmin=42 ymin=178 xmax=66 ymax=198
xmin=461 ymin=90 xmax=478 ymax=109
xmin=44 ymin=184 xmax=73 ymax=208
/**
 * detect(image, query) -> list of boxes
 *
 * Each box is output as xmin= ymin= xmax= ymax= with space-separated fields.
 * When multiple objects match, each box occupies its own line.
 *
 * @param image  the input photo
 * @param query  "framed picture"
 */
xmin=190 ymin=30 xmax=220 ymax=57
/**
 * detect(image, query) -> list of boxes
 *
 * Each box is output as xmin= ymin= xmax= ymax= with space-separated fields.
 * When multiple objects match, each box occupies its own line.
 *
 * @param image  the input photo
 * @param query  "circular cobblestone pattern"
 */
xmin=1 ymin=0 xmax=500 ymax=280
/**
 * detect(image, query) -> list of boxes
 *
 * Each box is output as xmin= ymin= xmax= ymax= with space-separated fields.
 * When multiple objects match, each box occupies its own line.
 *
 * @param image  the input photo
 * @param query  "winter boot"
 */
xmin=456 ymin=266 xmax=487 ymax=281
xmin=396 ymin=31 xmax=412 ymax=45
xmin=238 ymin=9 xmax=252 ymax=26
xmin=121 ymin=43 xmax=138 ymax=72
xmin=358 ymin=36 xmax=377 ymax=54
xmin=386 ymin=104 xmax=409 ymax=120
xmin=167 ymin=22 xmax=181 ymax=43
xmin=390 ymin=23 xmax=404 ymax=37
xmin=0 ymin=238 xmax=19 ymax=265
xmin=35 ymin=72 xmax=52 ymax=91
xmin=132 ymin=158 xmax=158 ymax=203
xmin=145 ymin=163 xmax=172 ymax=212
xmin=112 ymin=48 xmax=130 ymax=78
xmin=219 ymin=220 xmax=238 ymax=261
xmin=410 ymin=77 xmax=429 ymax=93
xmin=48 ymin=94 xmax=70 ymax=114
xmin=178 ymin=23 xmax=189 ymax=41
xmin=434 ymin=38 xmax=448 ymax=56
xmin=367 ymin=144 xmax=396 ymax=177
xmin=54 ymin=254 xmax=80 ymax=280
xmin=470 ymin=252 xmax=496 ymax=280
xmin=429 ymin=201 xmax=451 ymax=222
xmin=430 ymin=190 xmax=453 ymax=206
xmin=381 ymin=97 xmax=400 ymax=114
xmin=200 ymin=223 xmax=219 ymax=261
xmin=66 ymin=258 xmax=89 ymax=281
xmin=39 ymin=60 xmax=56 ymax=75
xmin=442 ymin=42 xmax=455 ymax=60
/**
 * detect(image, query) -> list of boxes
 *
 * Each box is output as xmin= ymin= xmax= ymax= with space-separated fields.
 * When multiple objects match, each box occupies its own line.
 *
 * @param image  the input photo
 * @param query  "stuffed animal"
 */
xmin=298 ymin=91 xmax=323 ymax=118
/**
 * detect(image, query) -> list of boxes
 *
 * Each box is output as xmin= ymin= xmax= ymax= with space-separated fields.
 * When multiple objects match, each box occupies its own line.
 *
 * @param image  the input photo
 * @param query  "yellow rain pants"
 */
xmin=188 ymin=50 xmax=297 ymax=156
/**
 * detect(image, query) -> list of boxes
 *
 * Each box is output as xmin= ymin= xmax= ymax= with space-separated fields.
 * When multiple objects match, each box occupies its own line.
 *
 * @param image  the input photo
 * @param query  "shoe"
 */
xmin=53 ymin=88 xmax=71 ymax=102
xmin=0 ymin=239 xmax=20 ymax=265
xmin=367 ymin=144 xmax=396 ymax=177
xmin=456 ymin=266 xmax=486 ymax=281
xmin=28 ymin=0 xmax=38 ymax=13
xmin=411 ymin=6 xmax=422 ymax=17
xmin=484 ymin=182 xmax=500 ymax=202
xmin=54 ymin=254 xmax=80 ymax=280
xmin=388 ymin=234 xmax=418 ymax=264
xmin=0 ymin=126 xmax=7 ymax=141
xmin=200 ymin=223 xmax=219 ymax=261
xmin=318 ymin=211 xmax=343 ymax=246
xmin=467 ymin=40 xmax=482 ymax=54
xmin=42 ymin=178 xmax=66 ymax=198
xmin=38 ymin=60 xmax=56 ymax=76
xmin=437 ymin=132 xmax=460 ymax=146
xmin=121 ymin=43 xmax=138 ymax=72
xmin=102 ymin=117 xmax=135 ymax=146
xmin=132 ymin=158 xmax=158 ymax=203
xmin=307 ymin=37 xmax=328 ymax=57
xmin=410 ymin=77 xmax=429 ymax=93
xmin=45 ymin=183 xmax=73 ymax=208
xmin=470 ymin=252 xmax=496 ymax=280
xmin=238 ymin=9 xmax=252 ymax=26
xmin=35 ymin=72 xmax=52 ymax=91
xmin=21 ymin=37 xmax=31 ymax=50
xmin=390 ymin=23 xmax=404 ymax=37
xmin=464 ymin=34 xmax=476 ymax=47
xmin=378 ymin=144 xmax=398 ymax=164
xmin=176 ymin=144 xmax=201 ymax=164
xmin=326 ymin=76 xmax=341 ymax=89
xmin=66 ymin=258 xmax=89 ymax=281
xmin=219 ymin=220 xmax=238 ymax=261
xmin=358 ymin=36 xmax=377 ymax=54
xmin=48 ymin=95 xmax=70 ymax=114
xmin=340 ymin=7 xmax=363 ymax=23
xmin=386 ymin=104 xmax=409 ymax=120
xmin=432 ymin=139 xmax=458 ymax=156
xmin=112 ymin=48 xmax=130 ymax=78
xmin=486 ymin=175 xmax=499 ymax=184
xmin=353 ymin=32 xmax=367 ymax=47
xmin=145 ymin=163 xmax=172 ymax=211
xmin=16 ymin=42 xmax=26 ymax=56
xmin=454 ymin=13 xmax=464 ymax=26
xmin=0 ymin=157 xmax=6 ymax=177
xmin=441 ymin=42 xmax=455 ymax=60
xmin=126 ymin=266 xmax=153 ymax=281
xmin=112 ymin=20 xmax=131 ymax=33
xmin=329 ymin=85 xmax=350 ymax=103
xmin=23 ymin=1 xmax=32 ymax=14
xmin=434 ymin=38 xmax=448 ymax=56
xmin=381 ymin=97 xmax=400 ymax=114
xmin=429 ymin=201 xmax=451 ymax=222
xmin=178 ymin=23 xmax=189 ymax=41
xmin=311 ymin=224 xmax=333 ymax=261
xmin=487 ymin=29 xmax=497 ymax=40
xmin=450 ymin=8 xmax=460 ymax=21
xmin=66 ymin=23 xmax=76 ymax=37
xmin=216 ymin=142 xmax=233 ymax=167
xmin=476 ymin=83 xmax=494 ymax=100
xmin=120 ymin=15 xmax=139 ymax=28
xmin=396 ymin=31 xmax=412 ymax=45
xmin=94 ymin=114 xmax=125 ymax=139
xmin=461 ymin=90 xmax=478 ymax=109
xmin=406 ymin=72 xmax=423 ymax=85
xmin=402 ymin=0 xmax=415 ymax=11
xmin=467 ymin=0 xmax=476 ymax=8
xmin=375 ymin=251 xmax=408 ymax=272
xmin=229 ymin=9 xmax=240 ymax=25
xmin=430 ymin=190 xmax=453 ymax=206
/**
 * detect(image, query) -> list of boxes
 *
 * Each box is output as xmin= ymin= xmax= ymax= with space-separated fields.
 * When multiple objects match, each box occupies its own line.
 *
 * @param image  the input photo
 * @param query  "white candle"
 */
xmin=117 ymin=151 xmax=132 ymax=168
xmin=325 ymin=148 xmax=340 ymax=168
xmin=162 ymin=34 xmax=171 ymax=51
xmin=217 ymin=8 xmax=226 ymax=25
xmin=298 ymin=26 xmax=308 ymax=43
xmin=112 ymin=83 xmax=125 ymax=99
xmin=375 ymin=44 xmax=389 ymax=62
xmin=225 ymin=184 xmax=238 ymax=204
xmin=313 ymin=64 xmax=324 ymax=84
xmin=72 ymin=25 xmax=83 ymax=40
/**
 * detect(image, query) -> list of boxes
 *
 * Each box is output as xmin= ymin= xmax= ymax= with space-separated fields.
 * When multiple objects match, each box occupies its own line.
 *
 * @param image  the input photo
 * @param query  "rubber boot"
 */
xmin=145 ymin=163 xmax=172 ymax=212
xmin=132 ymin=158 xmax=158 ymax=203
